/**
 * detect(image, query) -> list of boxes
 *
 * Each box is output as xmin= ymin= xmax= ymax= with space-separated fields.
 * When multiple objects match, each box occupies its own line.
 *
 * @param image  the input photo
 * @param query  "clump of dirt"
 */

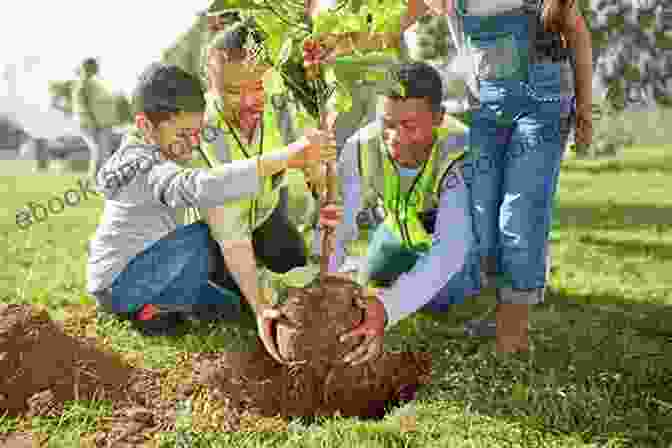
xmin=275 ymin=275 xmax=365 ymax=364
xmin=0 ymin=304 xmax=178 ymax=447
xmin=196 ymin=344 xmax=431 ymax=421
xmin=194 ymin=275 xmax=433 ymax=421
xmin=0 ymin=304 xmax=134 ymax=418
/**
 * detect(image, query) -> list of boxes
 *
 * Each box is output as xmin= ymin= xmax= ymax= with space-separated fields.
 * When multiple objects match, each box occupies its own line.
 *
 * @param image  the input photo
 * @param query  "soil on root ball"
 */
xmin=195 ymin=275 xmax=433 ymax=422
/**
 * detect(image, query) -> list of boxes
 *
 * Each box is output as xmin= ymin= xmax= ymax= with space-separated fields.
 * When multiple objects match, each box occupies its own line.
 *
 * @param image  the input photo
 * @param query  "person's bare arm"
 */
xmin=216 ymin=237 xmax=269 ymax=313
xmin=561 ymin=7 xmax=593 ymax=146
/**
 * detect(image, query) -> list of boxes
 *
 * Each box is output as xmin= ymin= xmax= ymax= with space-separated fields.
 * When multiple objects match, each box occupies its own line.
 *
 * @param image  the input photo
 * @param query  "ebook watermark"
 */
xmin=16 ymin=178 xmax=100 ymax=230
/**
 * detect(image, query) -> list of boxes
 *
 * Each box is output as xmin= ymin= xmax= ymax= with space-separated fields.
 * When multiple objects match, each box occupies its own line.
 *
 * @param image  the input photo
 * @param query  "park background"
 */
xmin=1 ymin=0 xmax=672 ymax=446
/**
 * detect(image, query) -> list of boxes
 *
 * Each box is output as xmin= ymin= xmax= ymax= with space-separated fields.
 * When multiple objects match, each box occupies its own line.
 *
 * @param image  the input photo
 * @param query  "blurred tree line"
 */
xmin=45 ymin=0 xmax=671 ymax=156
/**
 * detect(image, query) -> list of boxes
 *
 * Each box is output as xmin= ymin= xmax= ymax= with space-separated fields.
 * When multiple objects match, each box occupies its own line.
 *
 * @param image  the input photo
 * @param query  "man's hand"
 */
xmin=256 ymin=305 xmax=290 ymax=365
xmin=287 ymin=128 xmax=337 ymax=169
xmin=303 ymin=35 xmax=344 ymax=67
xmin=320 ymin=203 xmax=344 ymax=229
xmin=424 ymin=0 xmax=454 ymax=15
xmin=254 ymin=287 xmax=292 ymax=365
xmin=339 ymin=289 xmax=388 ymax=365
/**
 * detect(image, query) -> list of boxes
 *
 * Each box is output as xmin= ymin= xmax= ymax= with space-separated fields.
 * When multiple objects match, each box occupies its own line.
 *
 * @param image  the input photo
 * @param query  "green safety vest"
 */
xmin=358 ymin=128 xmax=467 ymax=253
xmin=189 ymin=92 xmax=285 ymax=234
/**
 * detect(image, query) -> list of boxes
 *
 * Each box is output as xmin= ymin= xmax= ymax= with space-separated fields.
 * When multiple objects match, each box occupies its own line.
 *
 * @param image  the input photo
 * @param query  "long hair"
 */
xmin=541 ymin=0 xmax=576 ymax=33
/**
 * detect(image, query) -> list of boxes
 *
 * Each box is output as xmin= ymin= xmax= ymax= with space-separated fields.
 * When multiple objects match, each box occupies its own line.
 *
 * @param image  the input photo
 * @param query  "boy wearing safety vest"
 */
xmin=319 ymin=62 xmax=477 ymax=366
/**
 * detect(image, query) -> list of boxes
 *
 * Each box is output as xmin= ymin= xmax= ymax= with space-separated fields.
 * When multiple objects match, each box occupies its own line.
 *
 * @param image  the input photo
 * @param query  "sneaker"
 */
xmin=464 ymin=319 xmax=497 ymax=337
xmin=130 ymin=304 xmax=187 ymax=337
xmin=184 ymin=303 xmax=241 ymax=323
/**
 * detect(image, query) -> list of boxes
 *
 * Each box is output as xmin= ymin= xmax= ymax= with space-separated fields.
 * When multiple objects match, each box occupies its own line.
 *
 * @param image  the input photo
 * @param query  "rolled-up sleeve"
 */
xmin=379 ymin=171 xmax=473 ymax=329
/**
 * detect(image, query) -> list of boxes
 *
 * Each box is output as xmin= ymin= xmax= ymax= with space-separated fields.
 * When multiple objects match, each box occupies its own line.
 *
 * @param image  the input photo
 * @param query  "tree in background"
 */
xmin=160 ymin=15 xmax=210 ymax=85
xmin=574 ymin=0 xmax=671 ymax=157
xmin=412 ymin=14 xmax=451 ymax=62
xmin=582 ymin=0 xmax=671 ymax=110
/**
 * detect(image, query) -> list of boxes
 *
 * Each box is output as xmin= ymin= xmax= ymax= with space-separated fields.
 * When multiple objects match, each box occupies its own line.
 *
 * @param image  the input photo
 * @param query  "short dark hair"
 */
xmin=384 ymin=62 xmax=444 ymax=114
xmin=210 ymin=19 xmax=265 ymax=52
xmin=131 ymin=63 xmax=205 ymax=117
xmin=81 ymin=57 xmax=99 ymax=75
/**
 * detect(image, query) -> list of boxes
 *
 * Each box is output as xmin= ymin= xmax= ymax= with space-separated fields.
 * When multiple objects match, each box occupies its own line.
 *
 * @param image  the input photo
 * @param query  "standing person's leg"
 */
xmin=496 ymin=92 xmax=563 ymax=353
xmin=35 ymin=138 xmax=49 ymax=171
xmin=459 ymin=109 xmax=509 ymax=337
xmin=97 ymin=127 xmax=116 ymax=170
xmin=80 ymin=127 xmax=102 ymax=181
xmin=539 ymin=98 xmax=575 ymax=301
xmin=465 ymin=98 xmax=573 ymax=335
xmin=466 ymin=108 xmax=510 ymax=289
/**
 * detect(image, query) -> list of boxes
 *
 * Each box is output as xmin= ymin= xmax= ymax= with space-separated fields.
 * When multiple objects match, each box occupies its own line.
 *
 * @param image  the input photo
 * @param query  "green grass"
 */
xmin=1 ymin=145 xmax=672 ymax=447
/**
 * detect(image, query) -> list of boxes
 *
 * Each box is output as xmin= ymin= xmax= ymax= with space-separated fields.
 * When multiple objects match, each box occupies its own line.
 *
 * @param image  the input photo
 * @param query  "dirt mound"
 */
xmin=0 ymin=304 xmax=134 ymax=418
xmin=0 ymin=278 xmax=432 ymax=442
xmin=196 ymin=344 xmax=431 ymax=420
xmin=194 ymin=275 xmax=433 ymax=421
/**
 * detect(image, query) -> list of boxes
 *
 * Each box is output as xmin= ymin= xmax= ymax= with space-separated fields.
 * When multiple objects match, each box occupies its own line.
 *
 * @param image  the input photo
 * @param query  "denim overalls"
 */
xmin=456 ymin=0 xmax=568 ymax=298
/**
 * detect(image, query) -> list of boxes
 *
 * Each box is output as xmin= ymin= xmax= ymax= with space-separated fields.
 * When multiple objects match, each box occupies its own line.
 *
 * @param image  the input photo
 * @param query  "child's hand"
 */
xmin=574 ymin=104 xmax=593 ymax=148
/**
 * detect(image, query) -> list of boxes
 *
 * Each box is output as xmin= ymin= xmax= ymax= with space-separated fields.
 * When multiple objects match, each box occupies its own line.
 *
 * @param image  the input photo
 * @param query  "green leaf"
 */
xmin=277 ymin=38 xmax=293 ymax=66
xmin=263 ymin=68 xmax=286 ymax=96
xmin=280 ymin=265 xmax=321 ymax=288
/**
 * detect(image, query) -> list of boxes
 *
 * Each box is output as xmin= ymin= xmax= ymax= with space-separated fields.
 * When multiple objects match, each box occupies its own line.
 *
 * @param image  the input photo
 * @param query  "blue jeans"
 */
xmin=465 ymin=72 xmax=563 ymax=293
xmin=99 ymin=222 xmax=242 ymax=315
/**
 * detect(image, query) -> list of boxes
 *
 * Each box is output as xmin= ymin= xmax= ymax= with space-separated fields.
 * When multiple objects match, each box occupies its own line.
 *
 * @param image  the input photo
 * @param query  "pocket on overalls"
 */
xmin=468 ymin=32 xmax=524 ymax=81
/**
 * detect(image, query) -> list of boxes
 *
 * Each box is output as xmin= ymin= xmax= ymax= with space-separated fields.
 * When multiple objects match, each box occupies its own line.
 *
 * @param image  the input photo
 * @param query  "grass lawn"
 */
xmin=1 ymin=145 xmax=671 ymax=447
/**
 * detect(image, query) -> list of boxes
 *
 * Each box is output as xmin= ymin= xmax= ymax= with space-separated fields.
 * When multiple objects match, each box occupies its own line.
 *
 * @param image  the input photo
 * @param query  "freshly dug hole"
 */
xmin=196 ymin=275 xmax=433 ymax=421
xmin=0 ymin=304 xmax=134 ymax=417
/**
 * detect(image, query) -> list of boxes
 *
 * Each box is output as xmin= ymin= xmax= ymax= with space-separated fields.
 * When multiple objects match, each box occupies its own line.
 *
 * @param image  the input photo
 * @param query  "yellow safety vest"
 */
xmin=359 ymin=127 xmax=466 ymax=252
xmin=189 ymin=92 xmax=286 ymax=234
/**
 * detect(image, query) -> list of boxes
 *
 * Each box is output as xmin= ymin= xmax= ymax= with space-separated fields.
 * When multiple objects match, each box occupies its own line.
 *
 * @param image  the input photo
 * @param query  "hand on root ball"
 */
xmin=339 ymin=287 xmax=388 ymax=366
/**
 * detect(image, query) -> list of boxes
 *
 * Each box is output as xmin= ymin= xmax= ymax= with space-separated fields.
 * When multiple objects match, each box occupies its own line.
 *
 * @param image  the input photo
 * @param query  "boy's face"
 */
xmin=156 ymin=112 xmax=204 ymax=162
xmin=381 ymin=97 xmax=441 ymax=167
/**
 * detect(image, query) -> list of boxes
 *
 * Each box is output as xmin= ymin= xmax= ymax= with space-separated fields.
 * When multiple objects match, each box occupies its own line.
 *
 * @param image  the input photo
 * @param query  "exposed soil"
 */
xmin=0 ymin=280 xmax=431 ymax=443
xmin=0 ymin=304 xmax=133 ymax=418
xmin=194 ymin=275 xmax=433 ymax=420
xmin=195 ymin=344 xmax=432 ymax=420
xmin=0 ymin=304 xmax=169 ymax=447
